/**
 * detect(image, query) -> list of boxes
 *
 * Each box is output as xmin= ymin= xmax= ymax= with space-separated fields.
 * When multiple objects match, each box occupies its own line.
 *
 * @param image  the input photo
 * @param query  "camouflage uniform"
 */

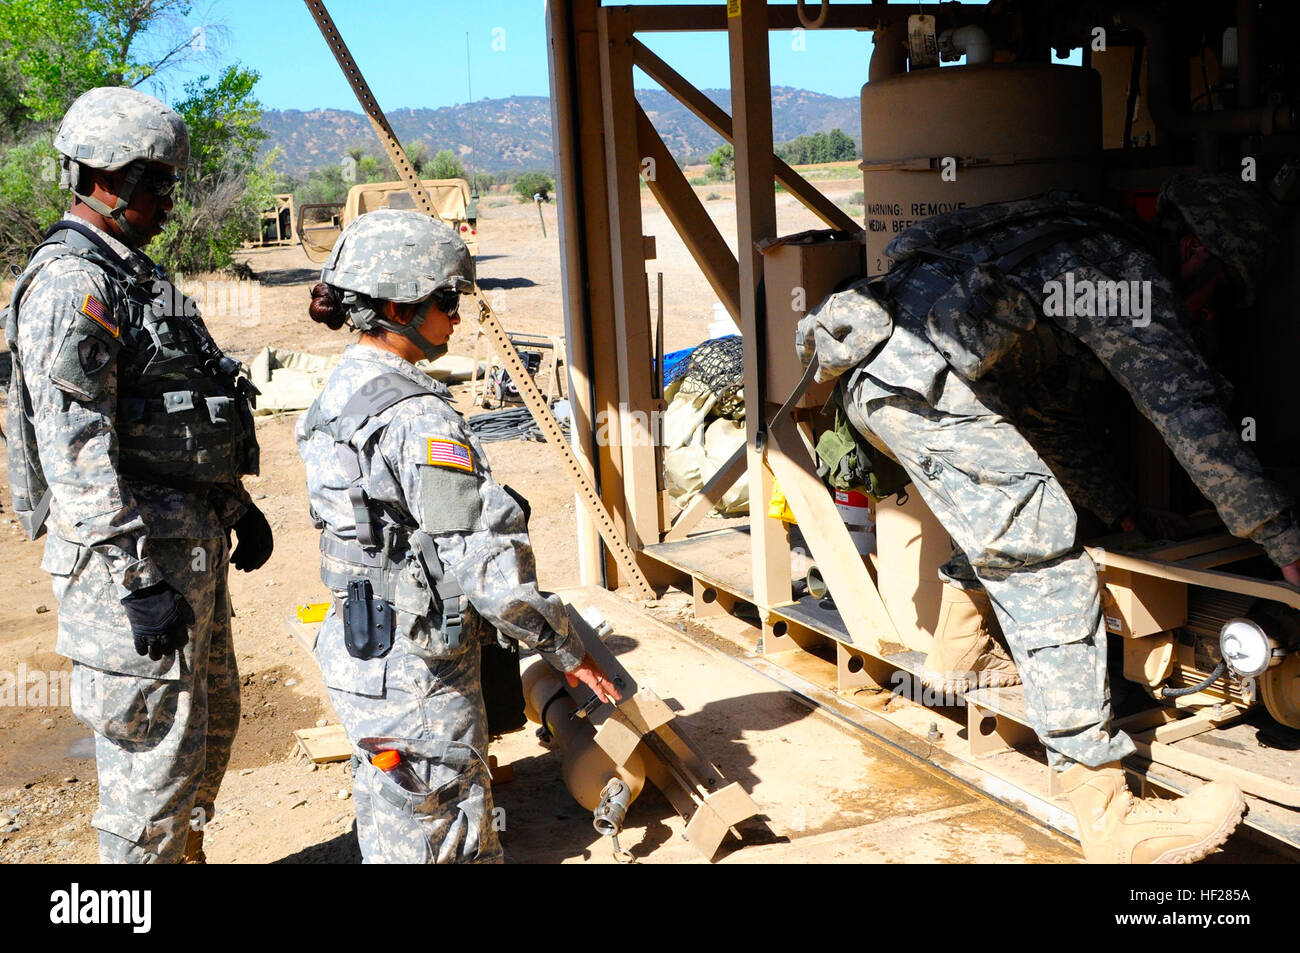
xmin=9 ymin=213 xmax=254 ymax=861
xmin=798 ymin=189 xmax=1300 ymax=771
xmin=296 ymin=211 xmax=584 ymax=864
xmin=5 ymin=87 xmax=259 ymax=863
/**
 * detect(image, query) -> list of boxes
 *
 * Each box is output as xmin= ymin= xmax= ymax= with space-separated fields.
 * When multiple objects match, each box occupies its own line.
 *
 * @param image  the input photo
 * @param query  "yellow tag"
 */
xmin=426 ymin=437 xmax=474 ymax=472
xmin=727 ymin=0 xmax=741 ymax=16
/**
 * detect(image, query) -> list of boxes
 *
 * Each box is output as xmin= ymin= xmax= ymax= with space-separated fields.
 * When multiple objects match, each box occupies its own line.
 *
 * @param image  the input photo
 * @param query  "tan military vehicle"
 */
xmin=298 ymin=177 xmax=479 ymax=262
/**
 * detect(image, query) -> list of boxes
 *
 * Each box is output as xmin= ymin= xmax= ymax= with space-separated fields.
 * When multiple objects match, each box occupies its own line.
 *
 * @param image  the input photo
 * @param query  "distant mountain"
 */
xmin=261 ymin=86 xmax=861 ymax=178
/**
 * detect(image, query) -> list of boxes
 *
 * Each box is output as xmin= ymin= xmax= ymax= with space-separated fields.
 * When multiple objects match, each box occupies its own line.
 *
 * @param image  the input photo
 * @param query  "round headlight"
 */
xmin=1219 ymin=618 xmax=1275 ymax=678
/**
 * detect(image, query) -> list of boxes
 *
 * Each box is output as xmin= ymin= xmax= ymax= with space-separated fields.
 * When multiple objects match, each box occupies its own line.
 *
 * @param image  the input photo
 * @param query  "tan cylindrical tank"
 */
xmin=521 ymin=660 xmax=646 ymax=812
xmin=860 ymin=63 xmax=1103 ymax=272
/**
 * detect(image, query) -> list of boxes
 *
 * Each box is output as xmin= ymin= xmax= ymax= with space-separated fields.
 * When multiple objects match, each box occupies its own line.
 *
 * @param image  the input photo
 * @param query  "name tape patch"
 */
xmin=80 ymin=294 xmax=119 ymax=338
xmin=426 ymin=437 xmax=474 ymax=472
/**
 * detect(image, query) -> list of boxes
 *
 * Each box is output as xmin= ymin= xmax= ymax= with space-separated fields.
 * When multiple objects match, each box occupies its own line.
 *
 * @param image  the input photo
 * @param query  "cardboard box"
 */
xmin=1099 ymin=567 xmax=1187 ymax=638
xmin=759 ymin=229 xmax=865 ymax=409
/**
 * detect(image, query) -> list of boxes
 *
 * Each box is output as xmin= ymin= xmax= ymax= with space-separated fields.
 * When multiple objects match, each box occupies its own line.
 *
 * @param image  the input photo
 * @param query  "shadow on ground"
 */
xmin=493 ymin=688 xmax=810 ymax=863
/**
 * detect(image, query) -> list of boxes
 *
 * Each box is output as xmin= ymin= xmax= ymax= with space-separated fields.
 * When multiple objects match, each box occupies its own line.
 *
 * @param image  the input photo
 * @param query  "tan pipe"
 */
xmin=870 ymin=21 xmax=907 ymax=82
xmin=521 ymin=660 xmax=646 ymax=812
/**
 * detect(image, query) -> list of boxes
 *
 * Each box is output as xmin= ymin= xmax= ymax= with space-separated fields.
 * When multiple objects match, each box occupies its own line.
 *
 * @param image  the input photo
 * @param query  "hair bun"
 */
xmin=308 ymin=281 xmax=347 ymax=330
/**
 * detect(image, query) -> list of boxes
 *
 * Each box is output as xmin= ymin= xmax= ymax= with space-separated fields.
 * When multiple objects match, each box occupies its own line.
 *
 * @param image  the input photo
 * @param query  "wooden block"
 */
xmin=282 ymin=613 xmax=320 ymax=655
xmin=1100 ymin=567 xmax=1187 ymax=638
xmin=683 ymin=781 xmax=758 ymax=859
xmin=293 ymin=724 xmax=351 ymax=763
xmin=488 ymin=755 xmax=514 ymax=785
xmin=594 ymin=713 xmax=645 ymax=766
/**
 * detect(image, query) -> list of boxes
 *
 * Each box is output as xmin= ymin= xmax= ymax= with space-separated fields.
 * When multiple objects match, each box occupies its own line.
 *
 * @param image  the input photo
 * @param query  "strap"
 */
xmin=412 ymin=530 xmax=465 ymax=650
xmin=308 ymin=372 xmax=438 ymax=551
xmin=335 ymin=372 xmax=436 ymax=442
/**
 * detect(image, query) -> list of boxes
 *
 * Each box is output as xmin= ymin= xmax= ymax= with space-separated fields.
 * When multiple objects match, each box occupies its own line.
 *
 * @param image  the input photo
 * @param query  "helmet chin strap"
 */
xmin=378 ymin=296 xmax=448 ymax=363
xmin=73 ymin=162 xmax=149 ymax=247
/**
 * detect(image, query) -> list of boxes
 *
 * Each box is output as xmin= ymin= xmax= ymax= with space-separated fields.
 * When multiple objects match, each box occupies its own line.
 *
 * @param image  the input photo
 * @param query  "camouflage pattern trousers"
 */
xmin=63 ymin=535 xmax=240 ymax=862
xmin=322 ymin=618 xmax=502 ymax=864
xmin=855 ymin=375 xmax=1137 ymax=770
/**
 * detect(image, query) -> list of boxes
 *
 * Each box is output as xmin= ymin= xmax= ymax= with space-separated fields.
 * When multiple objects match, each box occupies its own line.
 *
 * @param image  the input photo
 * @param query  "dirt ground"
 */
xmin=0 ymin=174 xmax=1106 ymax=864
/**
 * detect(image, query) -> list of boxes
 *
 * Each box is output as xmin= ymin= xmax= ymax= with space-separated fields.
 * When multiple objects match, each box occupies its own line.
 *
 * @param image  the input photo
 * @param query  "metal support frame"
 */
xmin=550 ymin=1 xmax=916 ymax=617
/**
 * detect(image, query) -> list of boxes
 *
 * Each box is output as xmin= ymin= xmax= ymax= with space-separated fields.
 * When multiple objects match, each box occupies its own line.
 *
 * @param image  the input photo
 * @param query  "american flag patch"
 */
xmin=426 ymin=437 xmax=473 ymax=472
xmin=80 ymin=294 xmax=118 ymax=337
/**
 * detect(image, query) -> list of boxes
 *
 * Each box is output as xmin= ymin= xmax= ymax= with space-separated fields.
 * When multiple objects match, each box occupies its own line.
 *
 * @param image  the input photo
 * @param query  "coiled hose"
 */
xmin=466 ymin=403 xmax=571 ymax=443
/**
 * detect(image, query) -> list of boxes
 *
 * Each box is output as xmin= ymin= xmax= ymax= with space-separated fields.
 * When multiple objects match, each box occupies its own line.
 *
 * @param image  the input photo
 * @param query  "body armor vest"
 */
xmin=304 ymin=371 xmax=468 ymax=655
xmin=5 ymin=221 xmax=258 ymax=536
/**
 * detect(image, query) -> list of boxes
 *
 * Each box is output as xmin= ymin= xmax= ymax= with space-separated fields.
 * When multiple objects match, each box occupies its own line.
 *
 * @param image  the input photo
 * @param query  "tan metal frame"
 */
xmin=546 ymin=2 xmax=1300 ymax=851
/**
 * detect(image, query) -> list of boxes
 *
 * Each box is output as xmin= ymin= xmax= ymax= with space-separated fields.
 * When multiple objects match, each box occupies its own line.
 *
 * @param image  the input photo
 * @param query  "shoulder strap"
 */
xmin=311 ymin=371 xmax=438 ymax=549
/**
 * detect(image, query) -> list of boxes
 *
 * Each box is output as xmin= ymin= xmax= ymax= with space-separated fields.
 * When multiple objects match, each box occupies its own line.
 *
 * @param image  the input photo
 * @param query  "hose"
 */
xmin=1159 ymin=660 xmax=1227 ymax=699
xmin=466 ymin=403 xmax=571 ymax=443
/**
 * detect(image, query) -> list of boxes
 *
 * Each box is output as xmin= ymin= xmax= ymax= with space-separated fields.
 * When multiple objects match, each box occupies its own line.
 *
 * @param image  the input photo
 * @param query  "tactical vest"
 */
xmin=872 ymin=196 xmax=1155 ymax=382
xmin=304 ymin=371 xmax=469 ymax=653
xmin=4 ymin=220 xmax=259 ymax=538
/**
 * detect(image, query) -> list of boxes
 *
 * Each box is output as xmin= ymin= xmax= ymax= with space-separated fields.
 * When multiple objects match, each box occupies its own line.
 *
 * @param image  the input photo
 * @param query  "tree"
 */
xmin=513 ymin=171 xmax=553 ymax=202
xmin=404 ymin=140 xmax=431 ymax=176
xmin=706 ymin=143 xmax=734 ymax=182
xmin=0 ymin=0 xmax=265 ymax=272
xmin=153 ymin=65 xmax=275 ymax=274
xmin=428 ymin=148 xmax=464 ymax=180
xmin=0 ymin=0 xmax=199 ymax=129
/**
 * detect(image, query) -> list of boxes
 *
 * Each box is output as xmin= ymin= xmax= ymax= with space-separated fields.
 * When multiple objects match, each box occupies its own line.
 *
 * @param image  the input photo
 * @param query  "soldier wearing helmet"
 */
xmin=4 ymin=87 xmax=270 ymax=863
xmin=296 ymin=208 xmax=618 ymax=864
xmin=798 ymin=177 xmax=1299 ymax=865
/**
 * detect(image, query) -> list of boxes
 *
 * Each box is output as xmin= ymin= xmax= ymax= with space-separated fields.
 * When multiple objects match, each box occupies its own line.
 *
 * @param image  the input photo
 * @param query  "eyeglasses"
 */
xmin=435 ymin=294 xmax=460 ymax=319
xmin=138 ymin=168 xmax=179 ymax=198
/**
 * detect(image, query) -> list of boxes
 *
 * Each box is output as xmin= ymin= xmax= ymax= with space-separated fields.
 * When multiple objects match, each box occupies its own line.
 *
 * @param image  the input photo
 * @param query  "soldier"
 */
xmin=4 ymin=87 xmax=270 ymax=863
xmin=297 ymin=208 xmax=618 ymax=864
xmin=797 ymin=177 xmax=1300 ymax=864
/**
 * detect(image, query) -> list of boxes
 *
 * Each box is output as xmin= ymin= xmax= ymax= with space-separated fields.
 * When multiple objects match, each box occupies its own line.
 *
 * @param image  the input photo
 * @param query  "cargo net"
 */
xmin=668 ymin=335 xmax=745 ymax=419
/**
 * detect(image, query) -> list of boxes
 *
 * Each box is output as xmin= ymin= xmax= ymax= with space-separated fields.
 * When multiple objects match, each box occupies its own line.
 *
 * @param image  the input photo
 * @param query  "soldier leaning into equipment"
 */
xmin=4 ymin=87 xmax=271 ymax=863
xmin=296 ymin=208 xmax=618 ymax=863
xmin=797 ymin=175 xmax=1300 ymax=864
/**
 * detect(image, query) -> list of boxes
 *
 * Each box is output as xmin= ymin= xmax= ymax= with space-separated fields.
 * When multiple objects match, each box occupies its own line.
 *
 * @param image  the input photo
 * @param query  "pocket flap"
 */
xmin=40 ymin=533 xmax=83 ymax=576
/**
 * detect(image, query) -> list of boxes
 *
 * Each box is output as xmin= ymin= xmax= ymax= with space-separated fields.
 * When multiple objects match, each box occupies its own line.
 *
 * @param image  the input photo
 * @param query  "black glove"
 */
xmin=122 ymin=582 xmax=192 ymax=661
xmin=231 ymin=503 xmax=274 ymax=572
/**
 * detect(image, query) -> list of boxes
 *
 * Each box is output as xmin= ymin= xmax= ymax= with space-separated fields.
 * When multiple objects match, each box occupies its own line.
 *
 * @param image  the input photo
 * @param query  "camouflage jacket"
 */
xmin=9 ymin=215 xmax=254 ymax=597
xmin=296 ymin=344 xmax=584 ymax=693
xmin=799 ymin=195 xmax=1300 ymax=565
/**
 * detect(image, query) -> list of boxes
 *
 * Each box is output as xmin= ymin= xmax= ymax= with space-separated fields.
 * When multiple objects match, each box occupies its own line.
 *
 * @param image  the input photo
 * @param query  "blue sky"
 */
xmin=145 ymin=0 xmax=1006 ymax=112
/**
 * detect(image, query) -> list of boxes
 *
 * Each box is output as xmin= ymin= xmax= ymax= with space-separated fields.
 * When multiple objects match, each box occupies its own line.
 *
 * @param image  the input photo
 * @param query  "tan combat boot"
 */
xmin=918 ymin=585 xmax=1020 ymax=693
xmin=181 ymin=828 xmax=207 ymax=864
xmin=1062 ymin=762 xmax=1245 ymax=864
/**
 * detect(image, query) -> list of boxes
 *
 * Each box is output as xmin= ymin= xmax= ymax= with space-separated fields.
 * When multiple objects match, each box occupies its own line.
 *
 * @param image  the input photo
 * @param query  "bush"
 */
xmin=705 ymin=192 xmax=721 ymax=201
xmin=513 ymin=171 xmax=554 ymax=202
xmin=151 ymin=66 xmax=274 ymax=275
xmin=0 ymin=137 xmax=66 ymax=265
xmin=705 ymin=144 xmax=734 ymax=182
xmin=428 ymin=149 xmax=465 ymax=180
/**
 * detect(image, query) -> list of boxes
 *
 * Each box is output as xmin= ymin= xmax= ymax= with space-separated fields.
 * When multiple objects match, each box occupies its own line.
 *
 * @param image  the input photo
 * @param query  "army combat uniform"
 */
xmin=6 ymin=215 xmax=259 ymax=861
xmin=297 ymin=344 xmax=584 ymax=863
xmin=798 ymin=189 xmax=1300 ymax=771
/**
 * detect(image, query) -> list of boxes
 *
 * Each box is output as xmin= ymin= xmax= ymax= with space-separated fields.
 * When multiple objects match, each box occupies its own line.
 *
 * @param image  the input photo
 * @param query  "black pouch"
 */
xmin=343 ymin=579 xmax=394 ymax=660
xmin=481 ymin=633 xmax=527 ymax=736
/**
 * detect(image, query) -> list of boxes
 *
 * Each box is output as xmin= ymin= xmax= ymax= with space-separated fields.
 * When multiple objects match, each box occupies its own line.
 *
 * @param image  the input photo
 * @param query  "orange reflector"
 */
xmin=371 ymin=750 xmax=401 ymax=771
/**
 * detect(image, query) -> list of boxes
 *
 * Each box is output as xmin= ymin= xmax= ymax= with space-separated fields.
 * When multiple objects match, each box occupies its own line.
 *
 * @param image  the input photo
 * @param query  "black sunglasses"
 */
xmin=138 ymin=168 xmax=179 ymax=198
